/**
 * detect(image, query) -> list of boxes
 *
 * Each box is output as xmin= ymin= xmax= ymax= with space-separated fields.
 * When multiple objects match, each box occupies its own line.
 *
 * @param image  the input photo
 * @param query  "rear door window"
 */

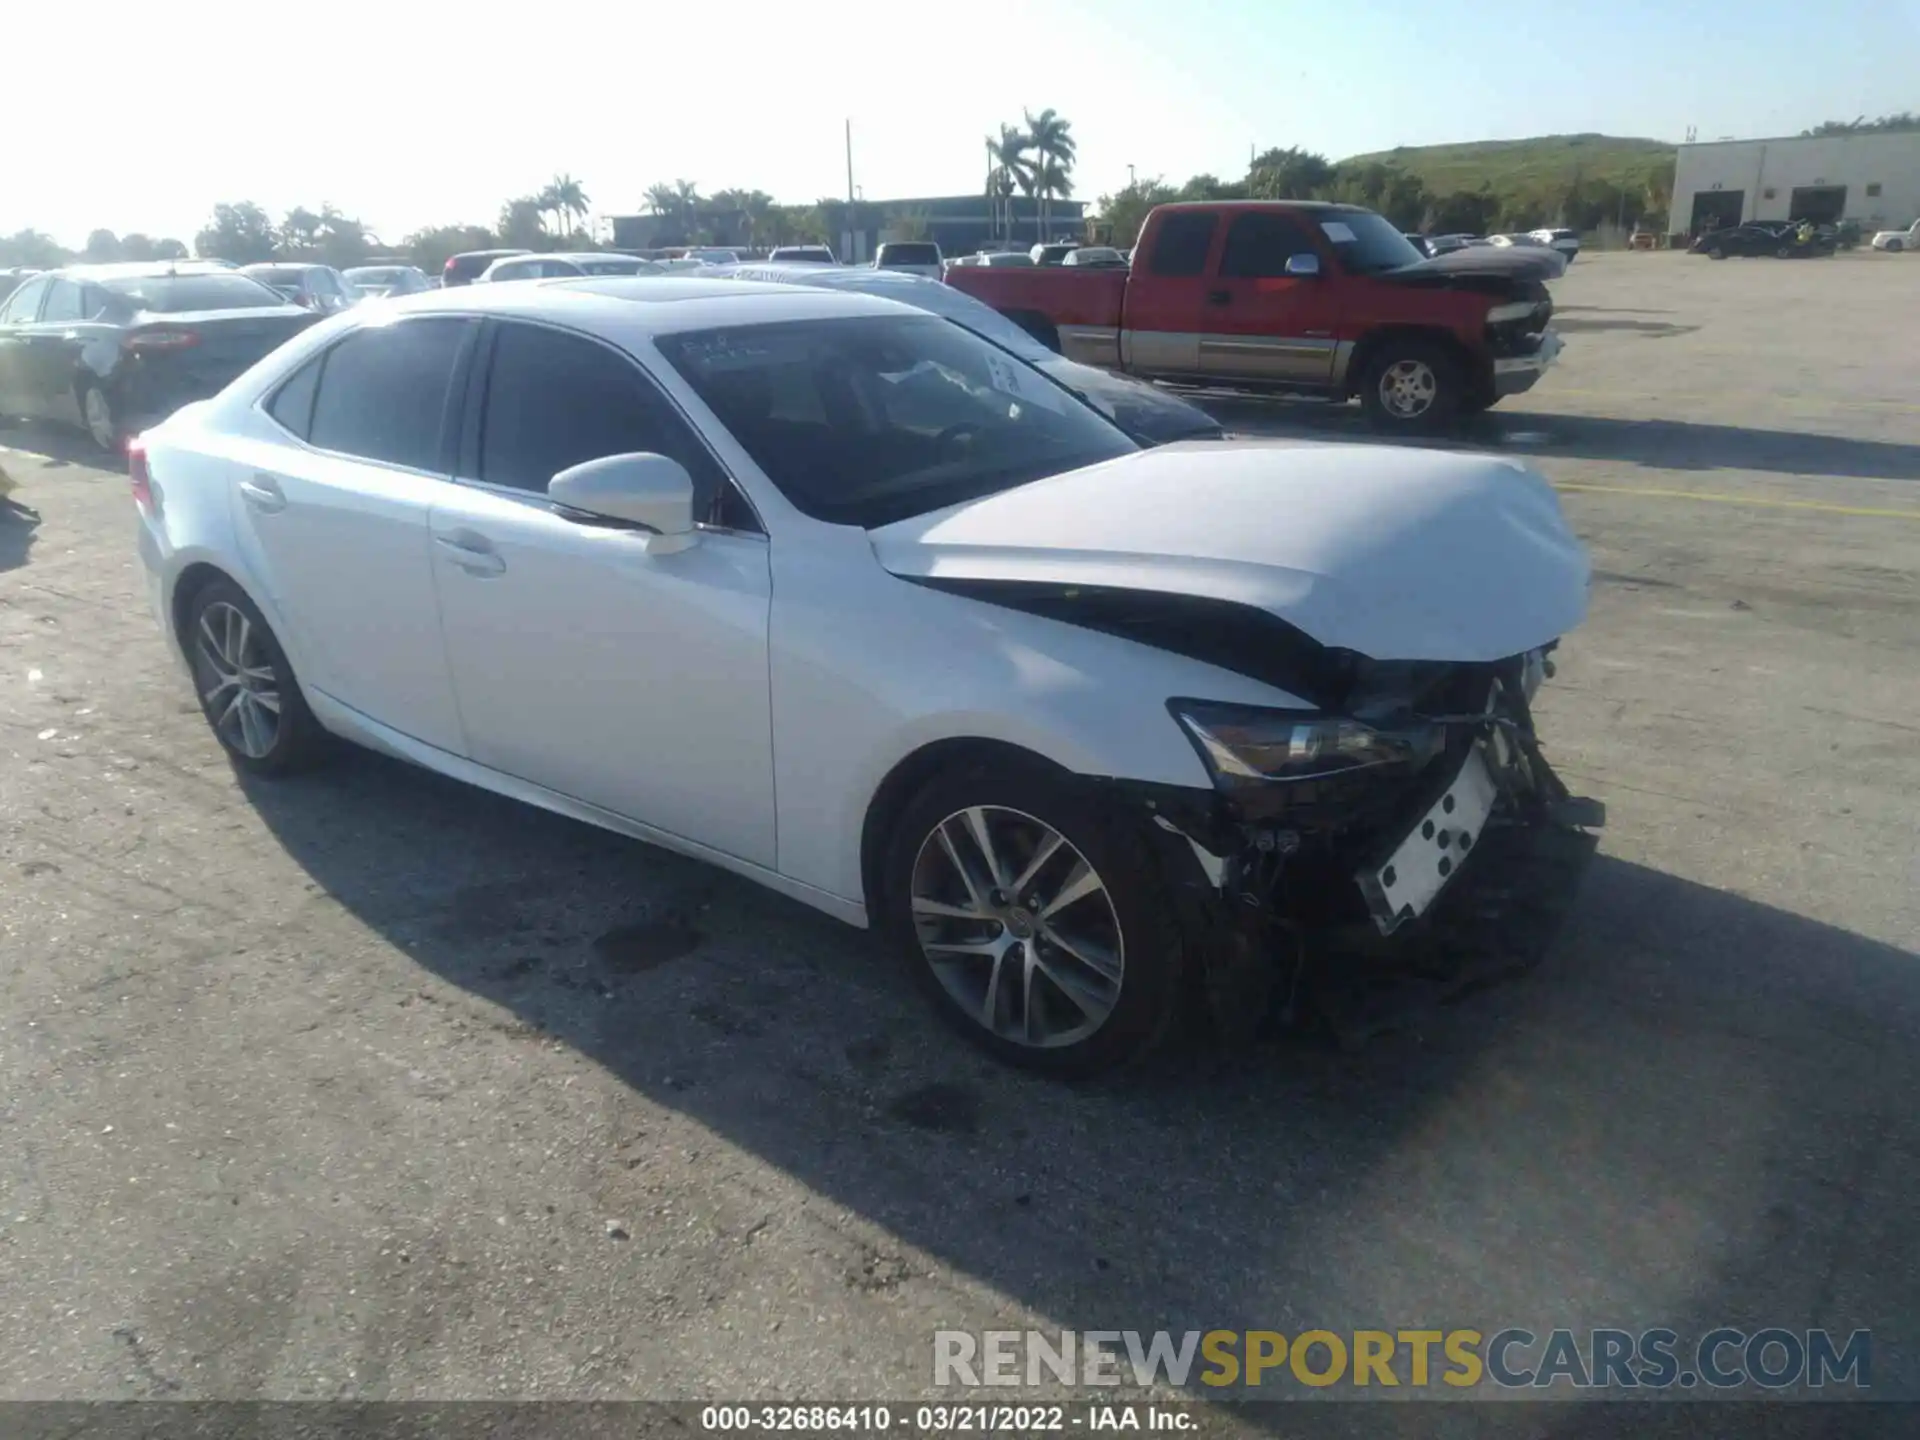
xmin=475 ymin=320 xmax=746 ymax=525
xmin=1145 ymin=212 xmax=1217 ymax=277
xmin=307 ymin=317 xmax=472 ymax=471
xmin=1218 ymin=213 xmax=1319 ymax=277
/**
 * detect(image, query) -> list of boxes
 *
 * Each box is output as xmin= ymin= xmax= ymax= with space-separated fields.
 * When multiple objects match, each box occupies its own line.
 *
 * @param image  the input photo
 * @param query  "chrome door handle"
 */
xmin=434 ymin=532 xmax=506 ymax=575
xmin=239 ymin=474 xmax=287 ymax=514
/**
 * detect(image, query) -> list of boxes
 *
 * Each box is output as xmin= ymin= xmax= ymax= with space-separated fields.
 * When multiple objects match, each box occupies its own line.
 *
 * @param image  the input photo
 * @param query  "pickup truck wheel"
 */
xmin=1886 ymin=238 xmax=1904 ymax=253
xmin=1359 ymin=341 xmax=1461 ymax=433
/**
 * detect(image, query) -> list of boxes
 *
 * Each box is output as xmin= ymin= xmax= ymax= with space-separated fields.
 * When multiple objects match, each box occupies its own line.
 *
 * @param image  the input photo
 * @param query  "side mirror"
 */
xmin=1284 ymin=253 xmax=1322 ymax=277
xmin=549 ymin=452 xmax=700 ymax=554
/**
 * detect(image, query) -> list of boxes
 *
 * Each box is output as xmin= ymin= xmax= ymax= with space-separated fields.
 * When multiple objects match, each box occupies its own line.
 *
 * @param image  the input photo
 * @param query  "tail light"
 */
xmin=128 ymin=439 xmax=154 ymax=515
xmin=123 ymin=327 xmax=201 ymax=354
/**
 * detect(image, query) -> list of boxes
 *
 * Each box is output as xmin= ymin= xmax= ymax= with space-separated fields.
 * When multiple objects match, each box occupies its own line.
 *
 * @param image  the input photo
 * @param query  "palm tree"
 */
xmin=985 ymin=124 xmax=1031 ymax=244
xmin=644 ymin=182 xmax=679 ymax=217
xmin=548 ymin=174 xmax=588 ymax=238
xmin=1022 ymin=108 xmax=1077 ymax=239
xmin=536 ymin=183 xmax=563 ymax=238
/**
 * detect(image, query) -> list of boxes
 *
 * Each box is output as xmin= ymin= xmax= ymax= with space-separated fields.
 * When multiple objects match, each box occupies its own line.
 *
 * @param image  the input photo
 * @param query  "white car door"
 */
xmin=234 ymin=315 xmax=474 ymax=754
xmin=426 ymin=318 xmax=777 ymax=867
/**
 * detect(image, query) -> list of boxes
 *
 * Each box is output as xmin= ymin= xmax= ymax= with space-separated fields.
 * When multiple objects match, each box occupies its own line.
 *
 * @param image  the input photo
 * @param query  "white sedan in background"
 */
xmin=132 ymin=277 xmax=1599 ymax=1073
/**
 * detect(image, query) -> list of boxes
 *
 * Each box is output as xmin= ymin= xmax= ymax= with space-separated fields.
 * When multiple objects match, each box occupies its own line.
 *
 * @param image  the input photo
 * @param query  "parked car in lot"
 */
xmin=1030 ymin=243 xmax=1079 ymax=266
xmin=1870 ymin=219 xmax=1920 ymax=252
xmin=344 ymin=265 xmax=434 ymax=299
xmin=0 ymin=263 xmax=315 ymax=451
xmin=1691 ymin=222 xmax=1832 ymax=259
xmin=1063 ymin=246 xmax=1128 ymax=268
xmin=766 ymin=245 xmax=837 ymax=264
xmin=241 ymin=263 xmax=359 ymax=314
xmin=478 ymin=253 xmax=665 ymax=282
xmin=681 ymin=248 xmax=742 ymax=265
xmin=946 ymin=200 xmax=1565 ymax=432
xmin=697 ymin=261 xmax=1224 ymax=445
xmin=133 ymin=275 xmax=1598 ymax=1073
xmin=442 ymin=249 xmax=531 ymax=287
xmin=872 ymin=241 xmax=944 ymax=278
xmin=948 ymin=250 xmax=1035 ymax=269
xmin=1530 ymin=228 xmax=1581 ymax=263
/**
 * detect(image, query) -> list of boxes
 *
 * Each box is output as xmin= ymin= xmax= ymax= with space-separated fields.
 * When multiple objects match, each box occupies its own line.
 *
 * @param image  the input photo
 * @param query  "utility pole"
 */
xmin=1127 ymin=163 xmax=1136 ymax=188
xmin=845 ymin=118 xmax=856 ymax=261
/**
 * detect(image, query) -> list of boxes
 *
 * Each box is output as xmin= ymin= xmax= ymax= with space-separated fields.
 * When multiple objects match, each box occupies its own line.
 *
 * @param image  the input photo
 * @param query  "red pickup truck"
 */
xmin=945 ymin=201 xmax=1563 ymax=432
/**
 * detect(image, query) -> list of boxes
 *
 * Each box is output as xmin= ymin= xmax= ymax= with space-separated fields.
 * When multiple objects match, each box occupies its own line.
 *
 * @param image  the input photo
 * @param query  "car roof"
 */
xmin=49 ymin=261 xmax=238 ymax=279
xmin=1151 ymin=199 xmax=1362 ymax=214
xmin=369 ymin=275 xmax=910 ymax=335
xmin=242 ymin=262 xmax=323 ymax=271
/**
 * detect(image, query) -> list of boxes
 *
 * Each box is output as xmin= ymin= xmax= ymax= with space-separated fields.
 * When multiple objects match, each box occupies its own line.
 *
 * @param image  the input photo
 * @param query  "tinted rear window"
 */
xmin=101 ymin=274 xmax=289 ymax=312
xmin=881 ymin=244 xmax=940 ymax=264
xmin=247 ymin=268 xmax=306 ymax=287
xmin=307 ymin=317 xmax=471 ymax=470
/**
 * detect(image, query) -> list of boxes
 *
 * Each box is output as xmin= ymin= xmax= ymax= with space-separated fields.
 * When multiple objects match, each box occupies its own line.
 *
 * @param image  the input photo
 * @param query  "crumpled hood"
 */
xmin=869 ymin=441 xmax=1590 ymax=663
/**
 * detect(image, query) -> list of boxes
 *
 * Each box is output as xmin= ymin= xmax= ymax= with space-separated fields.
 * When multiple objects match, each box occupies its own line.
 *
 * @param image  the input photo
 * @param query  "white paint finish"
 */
xmin=870 ymin=440 xmax=1590 ymax=664
xmin=226 ymin=436 xmax=468 ymax=755
xmin=133 ymin=277 xmax=1592 ymax=927
xmin=764 ymin=525 xmax=1304 ymax=902
xmin=427 ymin=483 xmax=778 ymax=869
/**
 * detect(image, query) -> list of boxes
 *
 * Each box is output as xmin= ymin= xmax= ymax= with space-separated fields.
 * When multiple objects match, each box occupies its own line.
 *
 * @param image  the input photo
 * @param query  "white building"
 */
xmin=1670 ymin=130 xmax=1920 ymax=238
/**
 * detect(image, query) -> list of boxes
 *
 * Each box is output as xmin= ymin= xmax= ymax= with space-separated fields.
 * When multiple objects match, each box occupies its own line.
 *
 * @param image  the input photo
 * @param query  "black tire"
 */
xmin=1357 ymin=338 xmax=1463 ymax=434
xmin=1775 ymin=245 xmax=1793 ymax=259
xmin=1888 ymin=239 xmax=1905 ymax=253
xmin=877 ymin=757 xmax=1185 ymax=1077
xmin=1708 ymin=246 xmax=1726 ymax=259
xmin=183 ymin=578 xmax=331 ymax=776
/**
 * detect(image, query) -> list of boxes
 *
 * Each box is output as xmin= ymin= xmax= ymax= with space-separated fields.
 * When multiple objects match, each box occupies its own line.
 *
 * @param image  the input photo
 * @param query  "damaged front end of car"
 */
xmin=1113 ymin=646 xmax=1604 ymax=1047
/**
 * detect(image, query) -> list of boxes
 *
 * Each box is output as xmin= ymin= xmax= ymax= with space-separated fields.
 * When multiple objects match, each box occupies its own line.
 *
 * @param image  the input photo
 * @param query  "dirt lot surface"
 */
xmin=2 ymin=251 xmax=1917 ymax=1428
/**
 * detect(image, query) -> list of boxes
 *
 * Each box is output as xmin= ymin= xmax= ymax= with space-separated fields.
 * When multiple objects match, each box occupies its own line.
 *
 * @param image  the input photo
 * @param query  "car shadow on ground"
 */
xmin=1201 ymin=396 xmax=1920 ymax=483
xmin=0 ymin=420 xmax=118 ymax=471
xmin=241 ymin=744 xmax=1920 ymax=1429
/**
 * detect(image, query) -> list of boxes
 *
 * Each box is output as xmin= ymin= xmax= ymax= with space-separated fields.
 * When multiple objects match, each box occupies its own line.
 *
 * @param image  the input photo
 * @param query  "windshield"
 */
xmin=347 ymin=267 xmax=405 ymax=285
xmin=880 ymin=244 xmax=940 ymax=265
xmin=771 ymin=248 xmax=834 ymax=263
xmin=1318 ymin=210 xmax=1425 ymax=276
xmin=101 ymin=273 xmax=290 ymax=312
xmin=577 ymin=258 xmax=653 ymax=274
xmin=246 ymin=267 xmax=307 ymax=287
xmin=657 ymin=314 xmax=1135 ymax=528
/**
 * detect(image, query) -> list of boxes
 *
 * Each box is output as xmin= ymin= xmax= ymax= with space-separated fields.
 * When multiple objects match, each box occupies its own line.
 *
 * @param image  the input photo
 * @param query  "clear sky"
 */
xmin=7 ymin=0 xmax=1914 ymax=249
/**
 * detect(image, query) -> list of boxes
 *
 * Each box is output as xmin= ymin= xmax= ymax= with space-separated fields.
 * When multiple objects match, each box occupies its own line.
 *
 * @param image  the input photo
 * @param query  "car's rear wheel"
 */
xmin=1708 ymin=245 xmax=1727 ymax=259
xmin=184 ymin=579 xmax=330 ymax=775
xmin=1775 ymin=244 xmax=1793 ymax=259
xmin=1359 ymin=340 xmax=1462 ymax=434
xmin=81 ymin=383 xmax=120 ymax=453
xmin=879 ymin=760 xmax=1184 ymax=1076
xmin=1888 ymin=239 xmax=1905 ymax=253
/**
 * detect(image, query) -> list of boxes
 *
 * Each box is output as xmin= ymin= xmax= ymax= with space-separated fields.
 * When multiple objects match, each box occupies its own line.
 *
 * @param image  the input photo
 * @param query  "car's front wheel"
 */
xmin=879 ymin=760 xmax=1184 ymax=1076
xmin=1708 ymin=245 xmax=1727 ymax=259
xmin=1887 ymin=239 xmax=1905 ymax=253
xmin=1358 ymin=339 xmax=1462 ymax=434
xmin=184 ymin=579 xmax=330 ymax=775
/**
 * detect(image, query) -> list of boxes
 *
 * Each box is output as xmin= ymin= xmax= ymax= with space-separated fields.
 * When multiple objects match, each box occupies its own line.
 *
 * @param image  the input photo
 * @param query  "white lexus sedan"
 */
xmin=133 ymin=277 xmax=1599 ymax=1074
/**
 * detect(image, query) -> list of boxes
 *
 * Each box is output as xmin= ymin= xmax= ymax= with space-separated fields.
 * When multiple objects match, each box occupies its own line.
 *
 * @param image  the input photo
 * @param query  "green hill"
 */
xmin=1344 ymin=133 xmax=1676 ymax=197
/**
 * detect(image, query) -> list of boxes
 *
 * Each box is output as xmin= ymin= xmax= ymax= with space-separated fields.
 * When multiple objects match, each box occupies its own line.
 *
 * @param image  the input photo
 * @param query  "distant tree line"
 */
xmin=1094 ymin=145 xmax=1678 ymax=247
xmin=1802 ymin=112 xmax=1919 ymax=137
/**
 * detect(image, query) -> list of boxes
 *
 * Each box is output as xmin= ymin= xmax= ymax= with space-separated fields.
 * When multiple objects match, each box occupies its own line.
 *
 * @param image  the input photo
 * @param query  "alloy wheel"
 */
xmin=83 ymin=388 xmax=117 ymax=451
xmin=909 ymin=805 xmax=1124 ymax=1048
xmin=1378 ymin=359 xmax=1438 ymax=420
xmin=192 ymin=600 xmax=283 ymax=759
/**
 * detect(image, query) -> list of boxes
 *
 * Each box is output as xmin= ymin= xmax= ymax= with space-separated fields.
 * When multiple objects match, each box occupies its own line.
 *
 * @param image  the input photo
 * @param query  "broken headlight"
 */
xmin=1170 ymin=699 xmax=1445 ymax=789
